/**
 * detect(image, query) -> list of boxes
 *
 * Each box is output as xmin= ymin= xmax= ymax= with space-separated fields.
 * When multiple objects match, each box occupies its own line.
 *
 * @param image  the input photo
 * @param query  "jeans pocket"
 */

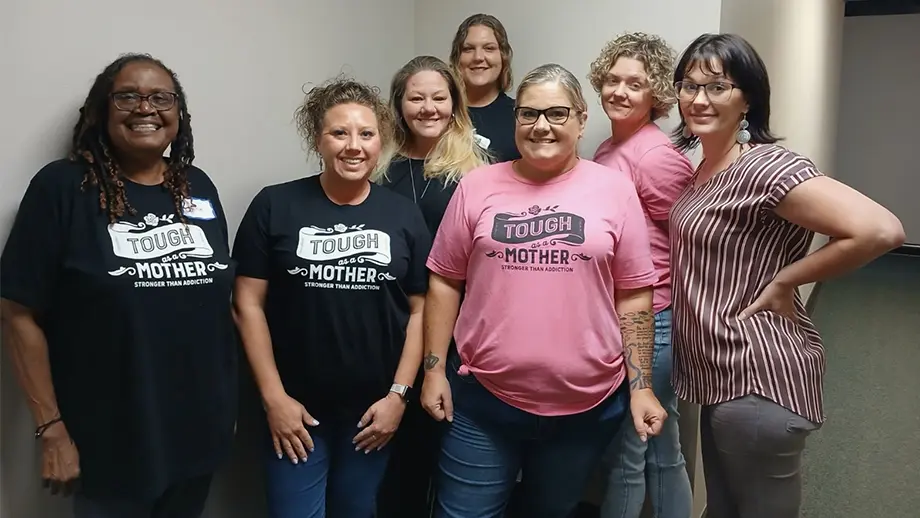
xmin=785 ymin=413 xmax=820 ymax=435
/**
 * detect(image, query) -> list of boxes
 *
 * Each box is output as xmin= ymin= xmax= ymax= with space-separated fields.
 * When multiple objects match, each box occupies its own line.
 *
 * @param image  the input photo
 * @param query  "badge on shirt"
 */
xmin=182 ymin=197 xmax=217 ymax=220
xmin=473 ymin=130 xmax=491 ymax=150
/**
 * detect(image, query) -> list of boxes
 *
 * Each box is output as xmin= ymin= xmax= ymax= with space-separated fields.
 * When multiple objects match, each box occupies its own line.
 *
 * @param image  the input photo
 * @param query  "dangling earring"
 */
xmin=736 ymin=114 xmax=751 ymax=144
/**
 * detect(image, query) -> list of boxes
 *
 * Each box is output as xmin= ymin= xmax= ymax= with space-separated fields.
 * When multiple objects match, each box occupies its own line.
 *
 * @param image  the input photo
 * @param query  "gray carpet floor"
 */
xmin=801 ymin=252 xmax=920 ymax=518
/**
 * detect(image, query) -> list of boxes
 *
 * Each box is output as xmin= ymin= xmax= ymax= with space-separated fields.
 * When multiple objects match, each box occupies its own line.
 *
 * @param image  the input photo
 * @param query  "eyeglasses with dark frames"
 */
xmin=514 ymin=106 xmax=575 ymax=126
xmin=674 ymin=81 xmax=739 ymax=104
xmin=111 ymin=92 xmax=179 ymax=112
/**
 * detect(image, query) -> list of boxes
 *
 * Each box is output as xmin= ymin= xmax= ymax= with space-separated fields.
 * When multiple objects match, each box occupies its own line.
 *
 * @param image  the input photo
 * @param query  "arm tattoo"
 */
xmin=620 ymin=310 xmax=654 ymax=391
xmin=423 ymin=353 xmax=440 ymax=371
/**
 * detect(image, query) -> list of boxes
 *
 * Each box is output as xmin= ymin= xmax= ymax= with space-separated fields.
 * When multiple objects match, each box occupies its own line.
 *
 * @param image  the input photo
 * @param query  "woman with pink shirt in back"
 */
xmin=420 ymin=63 xmax=668 ymax=518
xmin=587 ymin=33 xmax=695 ymax=518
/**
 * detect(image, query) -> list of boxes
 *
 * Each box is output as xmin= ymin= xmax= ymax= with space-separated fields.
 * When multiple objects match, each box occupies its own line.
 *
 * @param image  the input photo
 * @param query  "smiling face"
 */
xmin=400 ymin=70 xmax=453 ymax=142
xmin=515 ymin=81 xmax=585 ymax=173
xmin=106 ymin=61 xmax=179 ymax=157
xmin=457 ymin=25 xmax=503 ymax=92
xmin=600 ymin=56 xmax=655 ymax=127
xmin=679 ymin=59 xmax=748 ymax=141
xmin=317 ymin=102 xmax=382 ymax=182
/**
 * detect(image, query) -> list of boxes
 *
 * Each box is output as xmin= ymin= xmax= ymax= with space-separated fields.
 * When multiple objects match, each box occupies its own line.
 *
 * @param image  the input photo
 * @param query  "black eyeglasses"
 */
xmin=674 ymin=81 xmax=739 ymax=103
xmin=514 ymin=106 xmax=575 ymax=125
xmin=111 ymin=92 xmax=178 ymax=112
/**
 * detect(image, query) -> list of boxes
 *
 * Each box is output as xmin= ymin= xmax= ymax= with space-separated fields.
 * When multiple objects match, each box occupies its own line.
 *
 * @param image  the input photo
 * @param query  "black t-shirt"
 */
xmin=0 ymin=159 xmax=238 ymax=501
xmin=469 ymin=91 xmax=521 ymax=164
xmin=381 ymin=157 xmax=458 ymax=236
xmin=231 ymin=175 xmax=431 ymax=421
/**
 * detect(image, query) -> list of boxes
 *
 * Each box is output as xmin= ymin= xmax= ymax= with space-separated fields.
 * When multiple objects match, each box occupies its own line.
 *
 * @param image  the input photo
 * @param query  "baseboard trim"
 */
xmin=892 ymin=244 xmax=920 ymax=257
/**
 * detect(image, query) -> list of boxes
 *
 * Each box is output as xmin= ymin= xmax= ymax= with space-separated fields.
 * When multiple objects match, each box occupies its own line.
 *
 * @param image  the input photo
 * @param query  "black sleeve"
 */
xmin=403 ymin=204 xmax=432 ymax=295
xmin=192 ymin=168 xmax=231 ymax=251
xmin=0 ymin=165 xmax=69 ymax=312
xmin=231 ymin=188 xmax=272 ymax=279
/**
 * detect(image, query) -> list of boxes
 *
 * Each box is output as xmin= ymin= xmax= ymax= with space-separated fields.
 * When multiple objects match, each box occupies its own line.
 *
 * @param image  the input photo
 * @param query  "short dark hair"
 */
xmin=671 ymin=33 xmax=781 ymax=152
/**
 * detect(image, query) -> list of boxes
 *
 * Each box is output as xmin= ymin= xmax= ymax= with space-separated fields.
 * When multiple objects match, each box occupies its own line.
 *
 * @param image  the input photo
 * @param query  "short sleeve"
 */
xmin=634 ymin=146 xmax=695 ymax=221
xmin=426 ymin=182 xmax=473 ymax=280
xmin=763 ymin=153 xmax=825 ymax=211
xmin=231 ymin=188 xmax=272 ymax=279
xmin=403 ymin=205 xmax=432 ymax=295
xmin=0 ymin=166 xmax=69 ymax=312
xmin=611 ymin=189 xmax=658 ymax=290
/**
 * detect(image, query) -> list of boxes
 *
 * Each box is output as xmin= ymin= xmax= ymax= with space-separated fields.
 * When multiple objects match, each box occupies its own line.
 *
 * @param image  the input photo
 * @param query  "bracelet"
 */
xmin=34 ymin=417 xmax=63 ymax=439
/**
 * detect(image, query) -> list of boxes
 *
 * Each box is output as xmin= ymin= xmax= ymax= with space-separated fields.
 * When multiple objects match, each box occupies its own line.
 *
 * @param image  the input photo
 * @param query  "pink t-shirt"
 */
xmin=426 ymin=159 xmax=657 ymax=416
xmin=593 ymin=123 xmax=694 ymax=313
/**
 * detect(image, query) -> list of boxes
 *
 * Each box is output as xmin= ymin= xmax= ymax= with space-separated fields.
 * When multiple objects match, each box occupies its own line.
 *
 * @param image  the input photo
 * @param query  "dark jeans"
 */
xmin=435 ymin=356 xmax=629 ymax=518
xmin=73 ymin=474 xmax=212 ymax=518
xmin=263 ymin=417 xmax=393 ymax=518
xmin=701 ymin=394 xmax=821 ymax=518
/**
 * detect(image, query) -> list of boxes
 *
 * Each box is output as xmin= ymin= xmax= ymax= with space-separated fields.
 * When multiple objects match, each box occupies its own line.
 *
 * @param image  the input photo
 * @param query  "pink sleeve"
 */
xmin=611 ymin=188 xmax=658 ymax=290
xmin=426 ymin=182 xmax=473 ymax=280
xmin=634 ymin=145 xmax=694 ymax=221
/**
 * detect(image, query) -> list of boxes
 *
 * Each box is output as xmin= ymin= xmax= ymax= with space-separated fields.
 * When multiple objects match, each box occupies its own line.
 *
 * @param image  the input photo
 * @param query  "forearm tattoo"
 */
xmin=423 ymin=353 xmax=440 ymax=370
xmin=620 ymin=310 xmax=654 ymax=390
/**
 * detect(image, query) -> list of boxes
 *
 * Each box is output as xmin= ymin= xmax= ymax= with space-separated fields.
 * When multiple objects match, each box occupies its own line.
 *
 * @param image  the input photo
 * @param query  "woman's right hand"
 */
xmin=421 ymin=371 xmax=454 ymax=422
xmin=40 ymin=422 xmax=81 ymax=496
xmin=264 ymin=394 xmax=319 ymax=464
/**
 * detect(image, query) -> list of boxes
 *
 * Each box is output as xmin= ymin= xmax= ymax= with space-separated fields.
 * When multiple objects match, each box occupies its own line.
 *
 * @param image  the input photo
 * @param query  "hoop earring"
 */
xmin=736 ymin=114 xmax=751 ymax=144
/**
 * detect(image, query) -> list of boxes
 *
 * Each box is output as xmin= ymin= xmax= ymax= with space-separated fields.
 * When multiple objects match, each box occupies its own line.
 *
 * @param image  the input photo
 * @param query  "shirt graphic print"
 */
xmin=287 ymin=222 xmax=397 ymax=290
xmin=106 ymin=199 xmax=228 ymax=289
xmin=484 ymin=203 xmax=592 ymax=274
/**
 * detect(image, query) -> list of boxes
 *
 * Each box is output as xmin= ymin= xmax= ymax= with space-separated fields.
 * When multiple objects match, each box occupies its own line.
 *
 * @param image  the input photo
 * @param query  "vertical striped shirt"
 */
xmin=670 ymin=144 xmax=827 ymax=423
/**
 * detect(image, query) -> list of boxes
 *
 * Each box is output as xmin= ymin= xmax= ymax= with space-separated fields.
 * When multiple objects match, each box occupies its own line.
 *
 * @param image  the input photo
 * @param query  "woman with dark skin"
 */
xmin=0 ymin=54 xmax=237 ymax=518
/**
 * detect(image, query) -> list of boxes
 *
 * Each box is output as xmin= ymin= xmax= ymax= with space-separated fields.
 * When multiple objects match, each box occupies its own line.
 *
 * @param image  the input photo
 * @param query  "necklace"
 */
xmin=408 ymin=159 xmax=432 ymax=204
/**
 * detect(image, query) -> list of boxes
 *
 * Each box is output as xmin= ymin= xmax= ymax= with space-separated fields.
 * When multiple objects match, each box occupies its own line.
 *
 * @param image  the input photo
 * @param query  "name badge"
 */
xmin=473 ymin=132 xmax=491 ymax=150
xmin=182 ymin=198 xmax=217 ymax=220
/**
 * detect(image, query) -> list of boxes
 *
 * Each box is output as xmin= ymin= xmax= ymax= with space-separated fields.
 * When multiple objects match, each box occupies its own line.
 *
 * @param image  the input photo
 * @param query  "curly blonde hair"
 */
xmin=294 ymin=75 xmax=396 ymax=178
xmin=587 ymin=32 xmax=678 ymax=121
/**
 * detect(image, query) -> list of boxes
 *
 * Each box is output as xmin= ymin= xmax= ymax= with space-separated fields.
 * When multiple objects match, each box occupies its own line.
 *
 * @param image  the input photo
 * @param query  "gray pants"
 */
xmin=701 ymin=395 xmax=820 ymax=518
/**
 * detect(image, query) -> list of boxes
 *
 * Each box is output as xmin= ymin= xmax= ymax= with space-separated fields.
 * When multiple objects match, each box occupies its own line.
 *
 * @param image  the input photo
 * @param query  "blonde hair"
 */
xmin=587 ymin=32 xmax=679 ymax=121
xmin=294 ymin=75 xmax=396 ymax=178
xmin=517 ymin=64 xmax=588 ymax=114
xmin=388 ymin=55 xmax=488 ymax=185
xmin=449 ymin=14 xmax=514 ymax=93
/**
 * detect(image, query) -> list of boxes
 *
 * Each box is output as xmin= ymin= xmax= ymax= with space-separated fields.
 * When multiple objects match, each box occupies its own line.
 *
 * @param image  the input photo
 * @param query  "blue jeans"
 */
xmin=263 ymin=418 xmax=392 ymax=518
xmin=600 ymin=308 xmax=692 ymax=518
xmin=435 ymin=354 xmax=629 ymax=518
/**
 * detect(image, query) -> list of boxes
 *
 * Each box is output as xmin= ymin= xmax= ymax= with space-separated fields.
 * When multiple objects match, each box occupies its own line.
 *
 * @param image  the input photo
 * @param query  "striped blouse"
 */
xmin=669 ymin=144 xmax=827 ymax=423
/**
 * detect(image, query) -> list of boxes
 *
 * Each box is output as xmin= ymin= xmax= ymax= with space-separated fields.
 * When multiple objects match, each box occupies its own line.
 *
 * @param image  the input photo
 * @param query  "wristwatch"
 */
xmin=389 ymin=383 xmax=412 ymax=402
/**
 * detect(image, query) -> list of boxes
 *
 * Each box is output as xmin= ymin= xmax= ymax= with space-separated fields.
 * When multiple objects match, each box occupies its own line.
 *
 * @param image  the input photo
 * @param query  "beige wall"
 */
xmin=720 ymin=0 xmax=845 ymax=305
xmin=835 ymin=13 xmax=920 ymax=245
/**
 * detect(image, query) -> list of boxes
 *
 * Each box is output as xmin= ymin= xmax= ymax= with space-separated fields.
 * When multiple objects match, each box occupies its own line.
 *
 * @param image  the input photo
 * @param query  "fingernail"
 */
xmin=301 ymin=457 xmax=308 ymax=462
xmin=356 ymin=421 xmax=363 ymax=428
xmin=277 ymin=453 xmax=282 ymax=460
xmin=312 ymin=419 xmax=320 ymax=425
xmin=355 ymin=445 xmax=361 ymax=451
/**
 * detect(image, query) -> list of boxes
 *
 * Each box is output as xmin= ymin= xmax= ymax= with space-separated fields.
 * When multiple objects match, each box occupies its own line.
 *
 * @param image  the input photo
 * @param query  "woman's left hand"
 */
xmin=352 ymin=393 xmax=406 ymax=453
xmin=739 ymin=279 xmax=798 ymax=321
